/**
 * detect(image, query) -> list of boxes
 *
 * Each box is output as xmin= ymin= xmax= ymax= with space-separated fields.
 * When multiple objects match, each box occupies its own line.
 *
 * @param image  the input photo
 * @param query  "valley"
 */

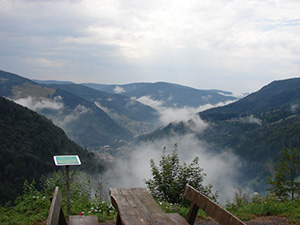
xmin=0 ymin=69 xmax=299 ymax=204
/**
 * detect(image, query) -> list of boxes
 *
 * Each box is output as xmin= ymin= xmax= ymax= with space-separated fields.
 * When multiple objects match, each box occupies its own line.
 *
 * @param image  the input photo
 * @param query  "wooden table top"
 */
xmin=69 ymin=215 xmax=98 ymax=225
xmin=110 ymin=188 xmax=189 ymax=225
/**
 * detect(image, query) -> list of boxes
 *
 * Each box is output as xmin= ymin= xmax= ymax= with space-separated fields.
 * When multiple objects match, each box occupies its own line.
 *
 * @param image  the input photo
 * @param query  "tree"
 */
xmin=268 ymin=147 xmax=300 ymax=200
xmin=145 ymin=144 xmax=218 ymax=204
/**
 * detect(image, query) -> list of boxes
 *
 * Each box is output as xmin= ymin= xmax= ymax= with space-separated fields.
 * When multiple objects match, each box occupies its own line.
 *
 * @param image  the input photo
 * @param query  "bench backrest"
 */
xmin=46 ymin=186 xmax=67 ymax=225
xmin=184 ymin=185 xmax=245 ymax=225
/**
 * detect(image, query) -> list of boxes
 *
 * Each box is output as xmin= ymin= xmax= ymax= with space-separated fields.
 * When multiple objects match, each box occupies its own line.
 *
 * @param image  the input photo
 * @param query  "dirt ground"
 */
xmin=99 ymin=216 xmax=294 ymax=225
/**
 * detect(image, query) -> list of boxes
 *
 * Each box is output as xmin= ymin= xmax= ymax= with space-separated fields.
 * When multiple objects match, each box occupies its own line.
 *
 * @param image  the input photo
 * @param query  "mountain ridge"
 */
xmin=83 ymin=81 xmax=237 ymax=108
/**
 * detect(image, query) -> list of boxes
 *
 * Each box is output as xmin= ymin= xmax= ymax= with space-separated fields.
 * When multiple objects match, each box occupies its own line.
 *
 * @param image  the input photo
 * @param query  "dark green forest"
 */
xmin=0 ymin=97 xmax=103 ymax=205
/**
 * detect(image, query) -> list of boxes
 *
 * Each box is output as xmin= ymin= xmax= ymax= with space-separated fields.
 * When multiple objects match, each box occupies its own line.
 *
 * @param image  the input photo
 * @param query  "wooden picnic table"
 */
xmin=110 ymin=187 xmax=189 ymax=225
xmin=109 ymin=185 xmax=245 ymax=225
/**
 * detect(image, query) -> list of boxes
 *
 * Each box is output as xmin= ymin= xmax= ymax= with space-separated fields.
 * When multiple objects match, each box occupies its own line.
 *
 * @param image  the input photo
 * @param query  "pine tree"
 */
xmin=268 ymin=147 xmax=300 ymax=200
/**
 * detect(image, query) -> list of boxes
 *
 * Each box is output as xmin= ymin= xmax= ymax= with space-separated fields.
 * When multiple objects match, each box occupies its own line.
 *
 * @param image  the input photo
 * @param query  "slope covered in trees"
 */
xmin=139 ymin=78 xmax=300 ymax=191
xmin=0 ymin=97 xmax=102 ymax=205
xmin=200 ymin=78 xmax=300 ymax=121
xmin=45 ymin=83 xmax=159 ymax=135
xmin=0 ymin=70 xmax=133 ymax=147
xmin=198 ymin=78 xmax=300 ymax=189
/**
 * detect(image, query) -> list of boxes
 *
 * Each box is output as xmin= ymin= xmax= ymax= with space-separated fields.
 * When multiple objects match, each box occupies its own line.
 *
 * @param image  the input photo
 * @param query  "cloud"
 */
xmin=53 ymin=104 xmax=90 ymax=129
xmin=0 ymin=0 xmax=299 ymax=93
xmin=133 ymin=96 xmax=164 ymax=109
xmin=135 ymin=95 xmax=233 ymax=127
xmin=23 ymin=57 xmax=65 ymax=68
xmin=103 ymin=133 xmax=243 ymax=202
xmin=13 ymin=96 xmax=64 ymax=111
xmin=244 ymin=115 xmax=262 ymax=126
xmin=291 ymin=104 xmax=299 ymax=113
xmin=113 ymin=86 xmax=125 ymax=94
xmin=13 ymin=95 xmax=91 ymax=141
xmin=102 ymin=94 xmax=244 ymax=202
xmin=94 ymin=101 xmax=110 ymax=113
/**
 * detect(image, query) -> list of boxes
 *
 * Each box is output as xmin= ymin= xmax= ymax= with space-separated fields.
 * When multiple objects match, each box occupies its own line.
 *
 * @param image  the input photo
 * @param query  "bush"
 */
xmin=145 ymin=144 xmax=218 ymax=205
xmin=0 ymin=170 xmax=116 ymax=225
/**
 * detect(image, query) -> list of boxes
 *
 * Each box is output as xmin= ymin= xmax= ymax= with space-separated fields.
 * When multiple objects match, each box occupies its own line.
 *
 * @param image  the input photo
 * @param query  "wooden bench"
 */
xmin=109 ymin=185 xmax=245 ymax=225
xmin=46 ymin=186 xmax=98 ymax=225
xmin=183 ymin=184 xmax=245 ymax=225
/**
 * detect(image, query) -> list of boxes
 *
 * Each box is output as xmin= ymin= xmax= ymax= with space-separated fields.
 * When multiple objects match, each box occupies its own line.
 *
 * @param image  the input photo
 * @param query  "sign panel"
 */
xmin=53 ymin=155 xmax=81 ymax=166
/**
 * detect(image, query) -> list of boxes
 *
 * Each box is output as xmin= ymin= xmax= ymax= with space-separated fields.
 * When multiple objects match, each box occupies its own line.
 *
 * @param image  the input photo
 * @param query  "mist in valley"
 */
xmin=11 ymin=94 xmax=249 ymax=202
xmin=103 ymin=97 xmax=248 ymax=203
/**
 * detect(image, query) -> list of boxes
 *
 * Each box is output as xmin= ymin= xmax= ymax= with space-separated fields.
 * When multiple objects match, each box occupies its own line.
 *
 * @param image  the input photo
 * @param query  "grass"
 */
xmin=0 ymin=171 xmax=299 ymax=225
xmin=158 ymin=197 xmax=300 ymax=224
xmin=0 ymin=171 xmax=117 ymax=225
xmin=226 ymin=194 xmax=300 ymax=223
xmin=158 ymin=201 xmax=209 ymax=220
xmin=1 ymin=193 xmax=299 ymax=225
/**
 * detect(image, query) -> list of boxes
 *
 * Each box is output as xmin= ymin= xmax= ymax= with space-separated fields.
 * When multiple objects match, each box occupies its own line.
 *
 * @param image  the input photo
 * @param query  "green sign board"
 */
xmin=53 ymin=155 xmax=81 ymax=166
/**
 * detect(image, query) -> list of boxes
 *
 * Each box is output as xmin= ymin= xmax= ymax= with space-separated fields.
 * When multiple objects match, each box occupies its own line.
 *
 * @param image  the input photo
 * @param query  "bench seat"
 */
xmin=46 ymin=186 xmax=98 ymax=225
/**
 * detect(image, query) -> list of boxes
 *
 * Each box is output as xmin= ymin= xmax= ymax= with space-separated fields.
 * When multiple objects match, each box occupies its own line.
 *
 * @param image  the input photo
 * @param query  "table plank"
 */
xmin=110 ymin=188 xmax=189 ymax=225
xmin=69 ymin=215 xmax=98 ymax=225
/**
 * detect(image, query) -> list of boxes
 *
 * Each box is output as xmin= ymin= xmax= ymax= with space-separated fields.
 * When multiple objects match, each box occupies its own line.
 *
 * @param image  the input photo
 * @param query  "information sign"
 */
xmin=53 ymin=155 xmax=81 ymax=166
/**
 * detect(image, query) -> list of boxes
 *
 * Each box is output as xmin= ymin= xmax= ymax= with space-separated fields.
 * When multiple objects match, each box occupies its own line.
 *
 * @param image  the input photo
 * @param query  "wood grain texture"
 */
xmin=69 ymin=215 xmax=98 ymax=225
xmin=110 ymin=188 xmax=189 ymax=225
xmin=46 ymin=186 xmax=67 ymax=225
xmin=184 ymin=185 xmax=246 ymax=225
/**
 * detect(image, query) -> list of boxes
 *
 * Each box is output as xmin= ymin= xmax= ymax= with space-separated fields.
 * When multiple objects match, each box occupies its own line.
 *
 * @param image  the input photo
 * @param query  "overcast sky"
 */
xmin=0 ymin=0 xmax=299 ymax=94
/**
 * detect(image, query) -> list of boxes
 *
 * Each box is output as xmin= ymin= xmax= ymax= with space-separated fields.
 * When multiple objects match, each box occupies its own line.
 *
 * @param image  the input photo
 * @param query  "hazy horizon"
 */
xmin=1 ymin=0 xmax=299 ymax=94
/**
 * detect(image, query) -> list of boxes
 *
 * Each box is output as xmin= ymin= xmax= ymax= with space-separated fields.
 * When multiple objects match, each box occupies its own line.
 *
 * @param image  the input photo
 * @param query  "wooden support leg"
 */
xmin=116 ymin=212 xmax=122 ymax=225
xmin=186 ymin=204 xmax=199 ymax=225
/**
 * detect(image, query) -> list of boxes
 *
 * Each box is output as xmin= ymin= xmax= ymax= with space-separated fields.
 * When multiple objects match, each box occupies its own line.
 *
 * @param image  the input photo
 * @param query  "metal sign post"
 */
xmin=53 ymin=155 xmax=81 ymax=215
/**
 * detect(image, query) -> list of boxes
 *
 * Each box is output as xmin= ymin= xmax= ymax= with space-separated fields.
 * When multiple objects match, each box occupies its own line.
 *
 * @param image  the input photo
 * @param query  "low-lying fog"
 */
xmin=13 ymin=94 xmax=248 ymax=202
xmin=103 ymin=96 xmax=247 ymax=203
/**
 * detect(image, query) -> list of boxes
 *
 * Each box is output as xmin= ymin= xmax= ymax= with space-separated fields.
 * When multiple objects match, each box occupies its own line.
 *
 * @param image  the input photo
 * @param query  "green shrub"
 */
xmin=145 ymin=144 xmax=218 ymax=205
xmin=0 ymin=170 xmax=116 ymax=225
xmin=0 ymin=181 xmax=51 ymax=225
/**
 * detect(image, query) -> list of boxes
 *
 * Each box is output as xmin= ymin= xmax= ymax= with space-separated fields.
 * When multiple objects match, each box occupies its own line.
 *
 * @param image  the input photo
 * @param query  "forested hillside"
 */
xmin=139 ymin=78 xmax=300 ymax=191
xmin=0 ymin=70 xmax=133 ymax=147
xmin=0 ymin=97 xmax=102 ymax=205
xmin=45 ymin=83 xmax=159 ymax=135
xmin=200 ymin=78 xmax=300 ymax=121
